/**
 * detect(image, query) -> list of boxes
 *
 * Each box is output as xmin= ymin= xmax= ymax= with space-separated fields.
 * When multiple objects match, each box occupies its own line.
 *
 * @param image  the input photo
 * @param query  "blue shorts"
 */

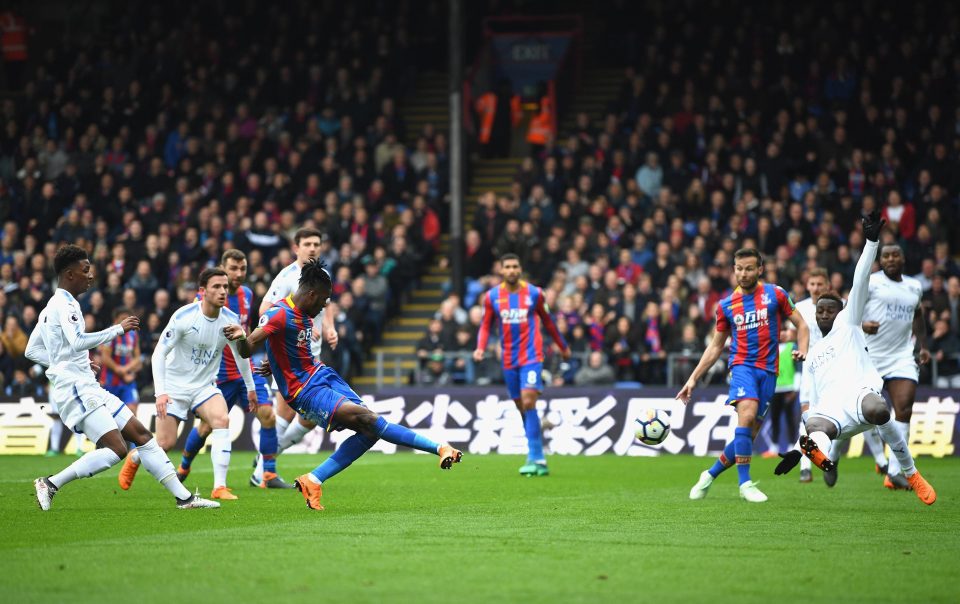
xmin=219 ymin=375 xmax=272 ymax=410
xmin=291 ymin=366 xmax=363 ymax=431
xmin=503 ymin=362 xmax=544 ymax=400
xmin=727 ymin=365 xmax=777 ymax=419
xmin=104 ymin=383 xmax=139 ymax=405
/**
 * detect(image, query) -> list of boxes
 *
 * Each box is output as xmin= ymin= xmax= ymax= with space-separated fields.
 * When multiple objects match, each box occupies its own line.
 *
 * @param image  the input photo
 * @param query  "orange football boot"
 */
xmin=906 ymin=471 xmax=936 ymax=505
xmin=211 ymin=486 xmax=238 ymax=500
xmin=438 ymin=444 xmax=462 ymax=469
xmin=294 ymin=475 xmax=324 ymax=510
xmin=118 ymin=455 xmax=140 ymax=490
xmin=798 ymin=435 xmax=836 ymax=472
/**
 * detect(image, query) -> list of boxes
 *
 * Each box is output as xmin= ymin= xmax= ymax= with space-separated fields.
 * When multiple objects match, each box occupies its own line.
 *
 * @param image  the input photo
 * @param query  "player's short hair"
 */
xmin=500 ymin=253 xmax=521 ymax=265
xmin=294 ymin=228 xmax=323 ymax=244
xmin=113 ymin=306 xmax=130 ymax=319
xmin=54 ymin=244 xmax=89 ymax=275
xmin=733 ymin=248 xmax=763 ymax=266
xmin=198 ymin=267 xmax=228 ymax=287
xmin=299 ymin=259 xmax=332 ymax=292
xmin=818 ymin=290 xmax=843 ymax=306
xmin=221 ymin=249 xmax=246 ymax=265
xmin=808 ymin=267 xmax=828 ymax=279
xmin=881 ymin=243 xmax=903 ymax=254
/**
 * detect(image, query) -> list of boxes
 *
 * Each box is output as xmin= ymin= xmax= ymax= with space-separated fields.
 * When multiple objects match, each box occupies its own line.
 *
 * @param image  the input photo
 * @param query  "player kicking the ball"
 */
xmin=776 ymin=211 xmax=935 ymax=505
xmin=227 ymin=260 xmax=462 ymax=511
xmin=473 ymin=253 xmax=571 ymax=477
xmin=118 ymin=268 xmax=256 ymax=501
xmin=26 ymin=245 xmax=218 ymax=510
xmin=678 ymin=248 xmax=809 ymax=503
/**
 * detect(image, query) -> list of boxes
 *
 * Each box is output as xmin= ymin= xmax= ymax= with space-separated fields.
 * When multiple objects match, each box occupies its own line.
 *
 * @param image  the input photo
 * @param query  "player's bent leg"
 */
xmin=861 ymin=393 xmax=913 ymax=492
xmin=800 ymin=417 xmax=838 ymax=472
xmin=295 ymin=432 xmax=379 ymax=510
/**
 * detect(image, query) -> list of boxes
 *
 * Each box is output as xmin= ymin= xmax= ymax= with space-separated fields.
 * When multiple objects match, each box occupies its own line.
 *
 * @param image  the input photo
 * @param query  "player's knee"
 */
xmin=197 ymin=422 xmax=213 ymax=438
xmin=257 ymin=406 xmax=275 ymax=428
xmin=806 ymin=418 xmax=836 ymax=438
xmin=861 ymin=393 xmax=890 ymax=425
xmin=894 ymin=408 xmax=912 ymax=423
xmin=156 ymin=431 xmax=177 ymax=451
xmin=209 ymin=414 xmax=229 ymax=430
xmin=355 ymin=409 xmax=379 ymax=431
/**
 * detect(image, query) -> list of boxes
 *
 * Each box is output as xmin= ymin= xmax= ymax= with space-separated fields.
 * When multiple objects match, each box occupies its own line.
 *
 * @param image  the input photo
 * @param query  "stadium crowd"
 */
xmin=424 ymin=1 xmax=960 ymax=389
xmin=0 ymin=0 xmax=450 ymax=396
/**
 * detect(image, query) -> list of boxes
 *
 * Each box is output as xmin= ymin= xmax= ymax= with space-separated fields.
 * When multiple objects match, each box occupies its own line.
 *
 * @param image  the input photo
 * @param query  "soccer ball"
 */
xmin=634 ymin=408 xmax=670 ymax=446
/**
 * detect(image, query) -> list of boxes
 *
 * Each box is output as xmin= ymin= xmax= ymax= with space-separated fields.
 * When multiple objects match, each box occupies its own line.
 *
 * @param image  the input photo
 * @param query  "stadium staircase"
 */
xmin=353 ymin=71 xmax=451 ymax=389
xmin=558 ymin=67 xmax=623 ymax=135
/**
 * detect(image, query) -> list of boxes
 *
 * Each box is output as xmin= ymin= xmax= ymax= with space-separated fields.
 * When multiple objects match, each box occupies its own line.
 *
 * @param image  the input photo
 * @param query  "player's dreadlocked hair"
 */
xmin=299 ymin=258 xmax=332 ymax=292
xmin=54 ymin=244 xmax=89 ymax=275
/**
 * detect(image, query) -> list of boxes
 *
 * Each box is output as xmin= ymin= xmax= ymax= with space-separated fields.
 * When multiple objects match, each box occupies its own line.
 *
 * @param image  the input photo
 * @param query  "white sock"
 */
xmin=210 ymin=428 xmax=232 ymax=489
xmin=137 ymin=438 xmax=191 ymax=500
xmin=130 ymin=448 xmax=141 ymax=465
xmin=862 ymin=427 xmax=888 ymax=467
xmin=49 ymin=419 xmax=63 ymax=453
xmin=828 ymin=440 xmax=842 ymax=461
xmin=253 ymin=453 xmax=264 ymax=482
xmin=75 ymin=433 xmax=87 ymax=451
xmin=886 ymin=420 xmax=910 ymax=475
xmin=275 ymin=415 xmax=290 ymax=440
xmin=279 ymin=420 xmax=311 ymax=451
xmin=809 ymin=431 xmax=832 ymax=455
xmin=877 ymin=419 xmax=915 ymax=476
xmin=799 ymin=454 xmax=812 ymax=471
xmin=49 ymin=448 xmax=122 ymax=488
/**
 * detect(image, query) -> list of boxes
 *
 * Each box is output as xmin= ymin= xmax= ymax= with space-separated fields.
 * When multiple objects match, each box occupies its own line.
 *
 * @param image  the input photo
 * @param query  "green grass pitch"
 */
xmin=0 ymin=452 xmax=956 ymax=603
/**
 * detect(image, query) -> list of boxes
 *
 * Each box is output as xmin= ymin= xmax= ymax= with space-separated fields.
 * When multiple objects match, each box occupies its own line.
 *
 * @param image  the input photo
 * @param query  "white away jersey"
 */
xmin=151 ymin=302 xmax=252 ymax=396
xmin=862 ymin=272 xmax=922 ymax=364
xmin=804 ymin=240 xmax=883 ymax=408
xmin=26 ymin=289 xmax=123 ymax=386
xmin=263 ymin=261 xmax=325 ymax=357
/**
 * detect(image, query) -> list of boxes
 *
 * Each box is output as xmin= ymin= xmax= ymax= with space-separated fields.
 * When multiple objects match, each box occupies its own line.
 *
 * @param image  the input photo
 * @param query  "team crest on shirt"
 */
xmin=761 ymin=293 xmax=772 ymax=306
xmin=525 ymin=296 xmax=532 ymax=306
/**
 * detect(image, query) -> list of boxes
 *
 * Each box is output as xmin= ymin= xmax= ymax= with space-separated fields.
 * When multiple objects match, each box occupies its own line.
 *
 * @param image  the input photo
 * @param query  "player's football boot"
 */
xmin=519 ymin=463 xmax=538 ymax=476
xmin=44 ymin=450 xmax=59 ymax=457
xmin=884 ymin=473 xmax=912 ymax=491
xmin=34 ymin=476 xmax=58 ymax=511
xmin=798 ymin=435 xmax=836 ymax=472
xmin=257 ymin=472 xmax=296 ymax=489
xmin=294 ymin=474 xmax=324 ymax=510
xmin=799 ymin=469 xmax=813 ymax=483
xmin=534 ymin=462 xmax=549 ymax=477
xmin=177 ymin=490 xmax=221 ymax=509
xmin=906 ymin=471 xmax=936 ymax=505
xmin=176 ymin=464 xmax=190 ymax=483
xmin=689 ymin=470 xmax=714 ymax=500
xmin=739 ymin=480 xmax=768 ymax=503
xmin=211 ymin=486 xmax=238 ymax=500
xmin=875 ymin=463 xmax=888 ymax=475
xmin=118 ymin=455 xmax=140 ymax=490
xmin=438 ymin=444 xmax=462 ymax=469
xmin=823 ymin=459 xmax=839 ymax=488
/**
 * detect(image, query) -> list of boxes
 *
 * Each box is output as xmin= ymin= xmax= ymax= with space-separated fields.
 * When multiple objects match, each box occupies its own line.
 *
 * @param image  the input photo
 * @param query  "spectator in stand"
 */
xmin=574 ymin=351 xmax=616 ymax=386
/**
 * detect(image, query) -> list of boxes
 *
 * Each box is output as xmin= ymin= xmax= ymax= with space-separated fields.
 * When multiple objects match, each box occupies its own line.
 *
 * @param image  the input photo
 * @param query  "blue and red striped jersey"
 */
xmin=258 ymin=295 xmax=321 ymax=403
xmin=715 ymin=282 xmax=795 ymax=374
xmin=218 ymin=285 xmax=255 ymax=384
xmin=100 ymin=330 xmax=138 ymax=388
xmin=476 ymin=281 xmax=567 ymax=370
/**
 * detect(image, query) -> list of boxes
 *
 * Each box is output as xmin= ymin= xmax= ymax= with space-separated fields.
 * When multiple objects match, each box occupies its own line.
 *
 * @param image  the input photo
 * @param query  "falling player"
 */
xmin=226 ymin=260 xmax=462 ymax=510
xmin=98 ymin=307 xmax=141 ymax=413
xmin=27 ymin=244 xmax=218 ymax=510
xmin=678 ymin=248 xmax=809 ymax=503
xmin=176 ymin=250 xmax=293 ymax=489
xmin=861 ymin=244 xmax=931 ymax=490
xmin=777 ymin=211 xmax=935 ymax=505
xmin=118 ymin=268 xmax=255 ymax=500
xmin=473 ymin=253 xmax=571 ymax=477
xmin=255 ymin=228 xmax=338 ymax=480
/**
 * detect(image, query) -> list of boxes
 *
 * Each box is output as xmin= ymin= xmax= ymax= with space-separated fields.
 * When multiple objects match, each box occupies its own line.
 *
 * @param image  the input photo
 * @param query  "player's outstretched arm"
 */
xmin=60 ymin=311 xmax=137 ymax=353
xmin=912 ymin=305 xmax=931 ymax=365
xmin=535 ymin=293 xmax=571 ymax=358
xmin=473 ymin=293 xmax=495 ymax=361
xmin=787 ymin=312 xmax=809 ymax=360
xmin=226 ymin=334 xmax=257 ymax=392
xmin=846 ymin=210 xmax=884 ymax=325
xmin=225 ymin=324 xmax=268 ymax=358
xmin=676 ymin=328 xmax=728 ymax=404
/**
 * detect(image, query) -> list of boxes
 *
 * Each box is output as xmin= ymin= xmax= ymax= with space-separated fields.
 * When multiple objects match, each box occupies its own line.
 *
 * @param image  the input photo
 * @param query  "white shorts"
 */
xmin=165 ymin=384 xmax=223 ymax=421
xmin=871 ymin=355 xmax=919 ymax=382
xmin=51 ymin=380 xmax=135 ymax=443
xmin=810 ymin=386 xmax=881 ymax=440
